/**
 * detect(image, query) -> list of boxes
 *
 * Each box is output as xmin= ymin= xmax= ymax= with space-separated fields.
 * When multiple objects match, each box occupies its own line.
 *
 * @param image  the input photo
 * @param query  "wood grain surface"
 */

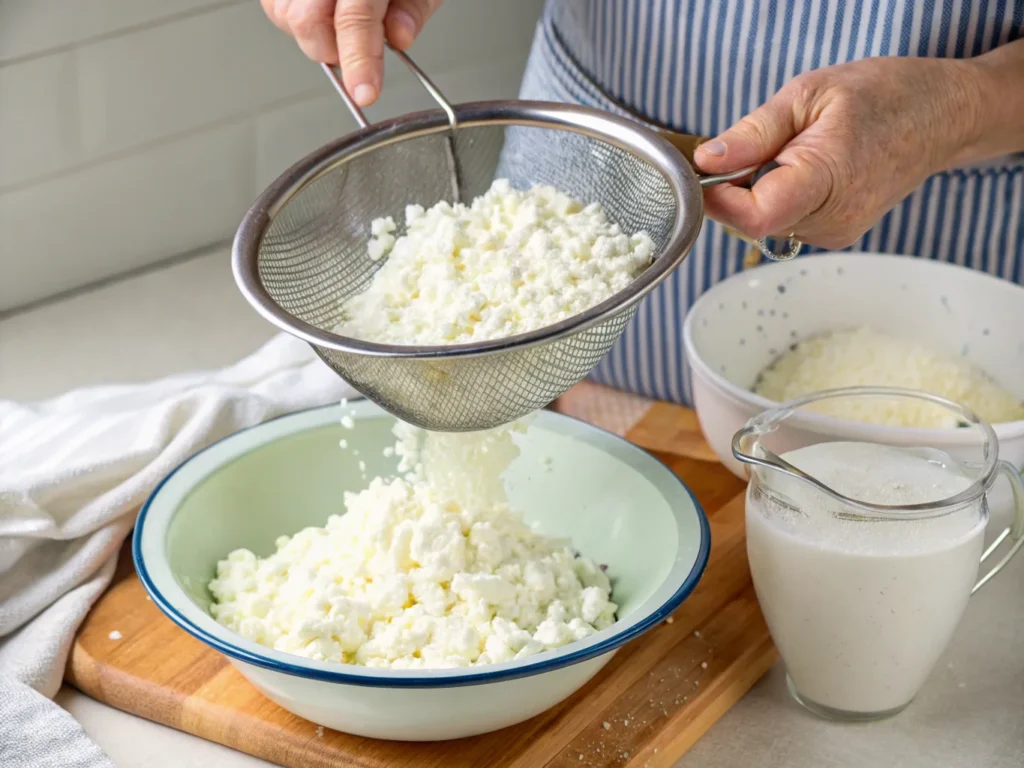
xmin=67 ymin=384 xmax=775 ymax=767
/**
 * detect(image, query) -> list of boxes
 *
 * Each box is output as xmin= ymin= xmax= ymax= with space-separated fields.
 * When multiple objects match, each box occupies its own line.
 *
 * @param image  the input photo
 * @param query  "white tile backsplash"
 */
xmin=76 ymin=2 xmax=321 ymax=158
xmin=0 ymin=0 xmax=544 ymax=312
xmin=0 ymin=52 xmax=81 ymax=187
xmin=0 ymin=0 xmax=229 ymax=64
xmin=0 ymin=122 xmax=254 ymax=309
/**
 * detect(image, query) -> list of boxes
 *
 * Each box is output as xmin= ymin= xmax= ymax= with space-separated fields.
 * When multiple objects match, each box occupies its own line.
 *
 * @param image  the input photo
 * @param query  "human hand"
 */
xmin=693 ymin=57 xmax=985 ymax=249
xmin=261 ymin=0 xmax=444 ymax=106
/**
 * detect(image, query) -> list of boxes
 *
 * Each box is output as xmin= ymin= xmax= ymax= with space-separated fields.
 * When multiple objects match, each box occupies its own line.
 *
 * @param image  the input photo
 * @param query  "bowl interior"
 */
xmin=687 ymin=253 xmax=1024 ymax=400
xmin=139 ymin=402 xmax=706 ymax=683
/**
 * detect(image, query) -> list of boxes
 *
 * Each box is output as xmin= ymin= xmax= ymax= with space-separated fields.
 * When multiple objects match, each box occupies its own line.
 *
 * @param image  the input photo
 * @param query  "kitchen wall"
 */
xmin=0 ymin=0 xmax=545 ymax=313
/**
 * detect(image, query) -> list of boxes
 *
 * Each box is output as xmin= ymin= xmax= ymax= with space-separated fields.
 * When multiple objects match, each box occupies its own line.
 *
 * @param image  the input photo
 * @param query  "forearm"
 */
xmin=954 ymin=38 xmax=1024 ymax=165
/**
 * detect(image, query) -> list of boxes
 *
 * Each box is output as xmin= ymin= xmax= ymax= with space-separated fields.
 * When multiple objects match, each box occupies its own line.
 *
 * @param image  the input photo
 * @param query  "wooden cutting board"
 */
xmin=67 ymin=383 xmax=775 ymax=767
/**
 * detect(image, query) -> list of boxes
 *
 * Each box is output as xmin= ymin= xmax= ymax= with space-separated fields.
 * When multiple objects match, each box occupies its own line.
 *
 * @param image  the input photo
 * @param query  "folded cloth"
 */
xmin=0 ymin=333 xmax=356 ymax=766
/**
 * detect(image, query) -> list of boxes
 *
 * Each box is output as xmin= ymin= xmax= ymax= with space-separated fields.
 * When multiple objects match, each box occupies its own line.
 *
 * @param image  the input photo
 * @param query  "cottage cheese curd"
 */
xmin=208 ymin=420 xmax=617 ymax=669
xmin=336 ymin=179 xmax=655 ymax=345
xmin=754 ymin=327 xmax=1024 ymax=427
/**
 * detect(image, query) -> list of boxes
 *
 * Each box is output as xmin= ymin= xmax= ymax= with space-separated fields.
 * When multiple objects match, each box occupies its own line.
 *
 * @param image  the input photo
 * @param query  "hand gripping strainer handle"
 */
xmin=321 ymin=49 xmax=463 ymax=204
xmin=657 ymin=131 xmax=803 ymax=263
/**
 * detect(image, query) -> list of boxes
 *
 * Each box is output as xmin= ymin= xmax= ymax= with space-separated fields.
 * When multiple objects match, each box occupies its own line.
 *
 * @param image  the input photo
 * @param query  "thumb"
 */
xmin=694 ymin=94 xmax=798 ymax=174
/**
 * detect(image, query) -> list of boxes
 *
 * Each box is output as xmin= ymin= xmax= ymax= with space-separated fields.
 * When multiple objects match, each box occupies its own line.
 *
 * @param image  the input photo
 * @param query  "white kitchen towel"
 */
xmin=0 ymin=333 xmax=355 ymax=766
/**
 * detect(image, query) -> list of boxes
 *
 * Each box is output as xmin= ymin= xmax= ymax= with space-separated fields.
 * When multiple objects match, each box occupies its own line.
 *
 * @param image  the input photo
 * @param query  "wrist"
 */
xmin=940 ymin=58 xmax=989 ymax=168
xmin=946 ymin=42 xmax=1024 ymax=166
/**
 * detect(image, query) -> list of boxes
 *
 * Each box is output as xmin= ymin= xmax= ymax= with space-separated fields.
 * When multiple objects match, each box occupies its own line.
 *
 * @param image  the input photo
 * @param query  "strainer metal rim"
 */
xmin=232 ymin=99 xmax=703 ymax=360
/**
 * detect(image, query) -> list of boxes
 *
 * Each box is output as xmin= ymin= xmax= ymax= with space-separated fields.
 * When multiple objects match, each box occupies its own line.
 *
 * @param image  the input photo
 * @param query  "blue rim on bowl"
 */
xmin=133 ymin=402 xmax=711 ymax=689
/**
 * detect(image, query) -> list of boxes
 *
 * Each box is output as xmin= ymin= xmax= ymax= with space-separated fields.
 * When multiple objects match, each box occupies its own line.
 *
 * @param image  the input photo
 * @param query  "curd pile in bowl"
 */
xmin=208 ymin=417 xmax=617 ymax=671
xmin=682 ymin=253 xmax=1024 ymax=505
xmin=134 ymin=401 xmax=709 ymax=740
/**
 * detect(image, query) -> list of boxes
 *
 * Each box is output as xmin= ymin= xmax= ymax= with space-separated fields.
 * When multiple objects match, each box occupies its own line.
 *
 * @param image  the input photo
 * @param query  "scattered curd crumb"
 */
xmin=358 ymin=461 xmax=366 ymax=472
xmin=337 ymin=179 xmax=654 ymax=346
xmin=315 ymin=725 xmax=324 ymax=739
xmin=694 ymin=631 xmax=701 ymax=637
xmin=623 ymin=719 xmax=630 ymax=727
xmin=338 ymin=439 xmax=348 ymax=449
xmin=701 ymin=661 xmax=708 ymax=669
xmin=383 ymin=447 xmax=395 ymax=458
xmin=602 ymin=721 xmax=611 ymax=731
xmin=108 ymin=631 xmax=122 ymax=641
xmin=665 ymin=616 xmax=674 ymax=624
xmin=340 ymin=415 xmax=355 ymax=429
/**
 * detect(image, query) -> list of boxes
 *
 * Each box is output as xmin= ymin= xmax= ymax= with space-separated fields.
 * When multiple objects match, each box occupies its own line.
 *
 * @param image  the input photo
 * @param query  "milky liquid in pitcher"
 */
xmin=746 ymin=441 xmax=987 ymax=715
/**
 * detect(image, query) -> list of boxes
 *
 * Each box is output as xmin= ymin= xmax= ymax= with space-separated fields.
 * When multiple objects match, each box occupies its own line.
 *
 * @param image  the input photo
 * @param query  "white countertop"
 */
xmin=3 ymin=247 xmax=1022 ymax=767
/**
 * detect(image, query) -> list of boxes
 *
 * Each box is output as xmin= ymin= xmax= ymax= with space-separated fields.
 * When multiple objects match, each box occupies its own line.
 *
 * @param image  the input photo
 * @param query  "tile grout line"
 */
xmin=0 ymin=86 xmax=325 ymax=197
xmin=0 ymin=239 xmax=233 ymax=322
xmin=0 ymin=0 xmax=248 ymax=70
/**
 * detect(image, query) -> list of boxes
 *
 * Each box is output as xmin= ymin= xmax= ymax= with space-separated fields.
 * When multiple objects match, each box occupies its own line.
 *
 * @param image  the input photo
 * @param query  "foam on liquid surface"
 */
xmin=756 ymin=441 xmax=983 ymax=555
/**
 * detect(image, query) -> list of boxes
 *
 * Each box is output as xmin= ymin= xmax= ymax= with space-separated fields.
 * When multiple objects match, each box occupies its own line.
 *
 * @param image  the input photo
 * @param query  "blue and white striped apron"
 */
xmin=519 ymin=0 xmax=1024 ymax=406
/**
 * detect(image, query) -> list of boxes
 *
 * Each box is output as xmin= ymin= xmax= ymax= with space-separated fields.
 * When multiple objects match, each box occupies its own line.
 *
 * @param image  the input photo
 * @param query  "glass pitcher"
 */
xmin=732 ymin=387 xmax=1024 ymax=722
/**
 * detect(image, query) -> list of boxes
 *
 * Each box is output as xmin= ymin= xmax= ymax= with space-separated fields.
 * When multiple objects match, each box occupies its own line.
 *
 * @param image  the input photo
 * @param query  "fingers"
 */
xmin=262 ymin=0 xmax=290 ymax=32
xmin=287 ymin=0 xmax=341 ymax=64
xmin=263 ymin=0 xmax=340 ymax=63
xmin=694 ymin=91 xmax=798 ymax=174
xmin=262 ymin=0 xmax=444 ymax=107
xmin=335 ymin=0 xmax=390 ymax=105
xmin=385 ymin=0 xmax=443 ymax=50
xmin=702 ymin=155 xmax=831 ymax=241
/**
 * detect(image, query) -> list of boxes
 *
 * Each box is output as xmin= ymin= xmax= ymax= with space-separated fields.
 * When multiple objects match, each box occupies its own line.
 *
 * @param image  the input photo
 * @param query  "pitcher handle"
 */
xmin=972 ymin=460 xmax=1024 ymax=594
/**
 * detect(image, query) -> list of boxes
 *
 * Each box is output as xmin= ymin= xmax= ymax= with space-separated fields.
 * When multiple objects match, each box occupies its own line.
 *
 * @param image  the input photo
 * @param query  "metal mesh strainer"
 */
xmin=233 ymin=51 xmax=754 ymax=432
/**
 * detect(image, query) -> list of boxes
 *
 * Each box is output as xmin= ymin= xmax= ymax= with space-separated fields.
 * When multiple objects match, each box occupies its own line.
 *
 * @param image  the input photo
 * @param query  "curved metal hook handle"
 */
xmin=320 ymin=47 xmax=461 ymax=202
xmin=700 ymin=163 xmax=802 ymax=262
xmin=390 ymin=48 xmax=457 ymax=130
xmin=660 ymin=131 xmax=802 ymax=262
xmin=320 ymin=62 xmax=370 ymax=128
xmin=320 ymin=46 xmax=456 ymax=131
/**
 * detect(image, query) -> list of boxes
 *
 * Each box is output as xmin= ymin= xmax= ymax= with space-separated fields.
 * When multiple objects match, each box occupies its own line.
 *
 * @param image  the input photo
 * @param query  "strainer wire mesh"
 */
xmin=235 ymin=59 xmax=699 ymax=431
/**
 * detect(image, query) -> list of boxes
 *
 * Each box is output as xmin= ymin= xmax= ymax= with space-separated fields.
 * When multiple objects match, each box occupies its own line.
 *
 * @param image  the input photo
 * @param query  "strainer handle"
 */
xmin=320 ymin=48 xmax=461 ymax=202
xmin=698 ymin=164 xmax=802 ymax=262
xmin=320 ymin=47 xmax=457 ymax=132
xmin=661 ymin=131 xmax=802 ymax=262
xmin=321 ymin=63 xmax=370 ymax=129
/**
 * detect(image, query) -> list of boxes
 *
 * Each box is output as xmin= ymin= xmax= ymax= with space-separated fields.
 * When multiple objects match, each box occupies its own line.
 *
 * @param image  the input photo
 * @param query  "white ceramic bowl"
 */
xmin=682 ymin=252 xmax=1024 ymax=491
xmin=134 ymin=401 xmax=710 ymax=741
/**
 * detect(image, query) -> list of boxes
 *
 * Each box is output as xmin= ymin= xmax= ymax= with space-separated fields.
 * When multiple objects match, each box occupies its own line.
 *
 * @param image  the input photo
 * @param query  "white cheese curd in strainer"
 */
xmin=335 ymin=179 xmax=655 ymax=345
xmin=208 ymin=419 xmax=617 ymax=670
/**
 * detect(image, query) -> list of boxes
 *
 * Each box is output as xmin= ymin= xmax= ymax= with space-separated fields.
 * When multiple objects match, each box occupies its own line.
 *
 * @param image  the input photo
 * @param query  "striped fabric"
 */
xmin=519 ymin=0 xmax=1024 ymax=406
